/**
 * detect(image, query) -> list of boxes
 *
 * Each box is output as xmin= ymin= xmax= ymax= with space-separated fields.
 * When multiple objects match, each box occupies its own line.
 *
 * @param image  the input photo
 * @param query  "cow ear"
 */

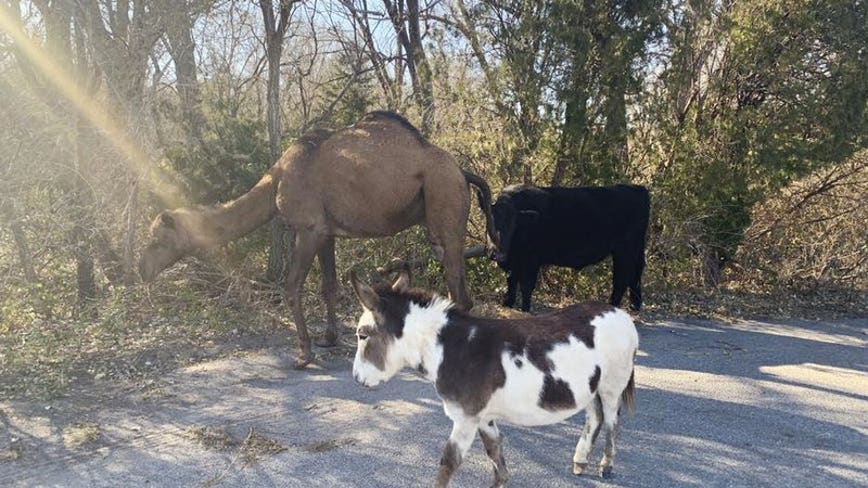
xmin=518 ymin=210 xmax=539 ymax=223
xmin=391 ymin=264 xmax=411 ymax=292
xmin=159 ymin=212 xmax=176 ymax=229
xmin=350 ymin=271 xmax=379 ymax=311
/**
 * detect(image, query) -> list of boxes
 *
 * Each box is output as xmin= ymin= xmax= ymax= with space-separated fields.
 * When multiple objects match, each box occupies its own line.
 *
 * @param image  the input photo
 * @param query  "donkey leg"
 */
xmin=598 ymin=396 xmax=622 ymax=479
xmin=478 ymin=420 xmax=509 ymax=487
xmin=435 ymin=418 xmax=478 ymax=488
xmin=285 ymin=230 xmax=325 ymax=369
xmin=314 ymin=236 xmax=338 ymax=347
xmin=573 ymin=395 xmax=603 ymax=475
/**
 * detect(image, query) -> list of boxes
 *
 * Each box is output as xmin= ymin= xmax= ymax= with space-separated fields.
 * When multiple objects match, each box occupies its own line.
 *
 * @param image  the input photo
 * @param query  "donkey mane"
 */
xmin=372 ymin=284 xmax=439 ymax=309
xmin=376 ymin=285 xmax=612 ymax=349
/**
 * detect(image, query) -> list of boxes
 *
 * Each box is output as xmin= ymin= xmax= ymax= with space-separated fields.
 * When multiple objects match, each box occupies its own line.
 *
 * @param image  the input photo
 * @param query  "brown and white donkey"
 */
xmin=349 ymin=268 xmax=639 ymax=487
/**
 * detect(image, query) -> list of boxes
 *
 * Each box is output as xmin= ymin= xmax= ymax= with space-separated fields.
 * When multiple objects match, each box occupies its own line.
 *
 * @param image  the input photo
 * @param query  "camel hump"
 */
xmin=295 ymin=128 xmax=333 ymax=153
xmin=357 ymin=111 xmax=428 ymax=146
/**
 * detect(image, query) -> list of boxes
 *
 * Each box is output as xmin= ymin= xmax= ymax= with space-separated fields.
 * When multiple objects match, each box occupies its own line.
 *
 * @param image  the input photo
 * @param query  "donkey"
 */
xmin=349 ymin=268 xmax=639 ymax=487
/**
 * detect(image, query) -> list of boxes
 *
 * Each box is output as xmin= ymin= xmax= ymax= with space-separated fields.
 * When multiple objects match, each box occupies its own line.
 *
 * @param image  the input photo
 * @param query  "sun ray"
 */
xmin=0 ymin=5 xmax=186 ymax=208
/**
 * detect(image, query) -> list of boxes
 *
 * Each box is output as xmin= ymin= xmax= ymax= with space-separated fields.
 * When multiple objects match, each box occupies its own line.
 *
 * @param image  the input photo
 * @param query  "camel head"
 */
xmin=138 ymin=211 xmax=193 ymax=282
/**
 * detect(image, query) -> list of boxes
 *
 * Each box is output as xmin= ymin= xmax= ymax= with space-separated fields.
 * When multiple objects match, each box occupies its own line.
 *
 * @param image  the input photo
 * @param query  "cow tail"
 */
xmin=622 ymin=369 xmax=636 ymax=415
xmin=462 ymin=170 xmax=498 ymax=250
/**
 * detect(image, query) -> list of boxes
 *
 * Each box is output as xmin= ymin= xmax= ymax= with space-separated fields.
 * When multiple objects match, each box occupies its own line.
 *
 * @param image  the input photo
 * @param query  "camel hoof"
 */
xmin=572 ymin=462 xmax=587 ymax=476
xmin=600 ymin=466 xmax=613 ymax=479
xmin=314 ymin=333 xmax=338 ymax=348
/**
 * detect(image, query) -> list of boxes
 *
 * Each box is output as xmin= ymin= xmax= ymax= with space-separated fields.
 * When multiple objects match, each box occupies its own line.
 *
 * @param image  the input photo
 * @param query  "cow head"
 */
xmin=349 ymin=268 xmax=414 ymax=388
xmin=491 ymin=199 xmax=538 ymax=263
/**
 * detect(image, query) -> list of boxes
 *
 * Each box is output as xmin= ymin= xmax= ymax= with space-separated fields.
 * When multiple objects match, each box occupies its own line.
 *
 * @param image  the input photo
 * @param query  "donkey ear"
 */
xmin=350 ymin=270 xmax=379 ymax=311
xmin=159 ymin=212 xmax=176 ymax=229
xmin=391 ymin=264 xmax=411 ymax=292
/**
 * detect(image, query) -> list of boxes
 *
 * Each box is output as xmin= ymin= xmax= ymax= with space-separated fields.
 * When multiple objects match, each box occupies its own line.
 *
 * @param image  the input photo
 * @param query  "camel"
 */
xmin=139 ymin=111 xmax=497 ymax=368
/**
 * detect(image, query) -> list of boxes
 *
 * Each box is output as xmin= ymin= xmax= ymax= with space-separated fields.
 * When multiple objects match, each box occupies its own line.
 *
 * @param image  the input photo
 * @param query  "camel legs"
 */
xmin=441 ymin=242 xmax=471 ymax=310
xmin=285 ymin=230 xmax=326 ymax=368
xmin=424 ymin=173 xmax=472 ymax=311
xmin=314 ymin=236 xmax=339 ymax=347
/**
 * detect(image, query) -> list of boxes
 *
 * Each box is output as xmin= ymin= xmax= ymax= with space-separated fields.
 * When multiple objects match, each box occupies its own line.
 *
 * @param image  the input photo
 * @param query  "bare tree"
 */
xmin=156 ymin=0 xmax=208 ymax=143
xmin=259 ymin=0 xmax=300 ymax=283
xmin=381 ymin=0 xmax=434 ymax=132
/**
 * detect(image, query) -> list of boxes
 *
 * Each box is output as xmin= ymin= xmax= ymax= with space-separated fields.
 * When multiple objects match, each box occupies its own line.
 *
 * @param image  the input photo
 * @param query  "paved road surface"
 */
xmin=1 ymin=317 xmax=866 ymax=487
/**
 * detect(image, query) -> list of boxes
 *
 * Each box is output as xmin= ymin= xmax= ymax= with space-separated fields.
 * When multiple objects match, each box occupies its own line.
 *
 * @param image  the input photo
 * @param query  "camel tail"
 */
xmin=462 ymin=170 xmax=498 ymax=251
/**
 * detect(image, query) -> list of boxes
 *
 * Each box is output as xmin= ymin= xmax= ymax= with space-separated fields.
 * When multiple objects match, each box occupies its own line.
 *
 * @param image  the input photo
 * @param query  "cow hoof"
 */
xmin=600 ymin=466 xmax=613 ymax=479
xmin=314 ymin=333 xmax=338 ymax=348
xmin=572 ymin=462 xmax=587 ymax=475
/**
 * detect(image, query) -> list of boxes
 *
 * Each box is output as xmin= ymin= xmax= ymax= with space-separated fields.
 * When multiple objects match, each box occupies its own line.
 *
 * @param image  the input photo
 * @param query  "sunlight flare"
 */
xmin=0 ymin=6 xmax=185 ymax=207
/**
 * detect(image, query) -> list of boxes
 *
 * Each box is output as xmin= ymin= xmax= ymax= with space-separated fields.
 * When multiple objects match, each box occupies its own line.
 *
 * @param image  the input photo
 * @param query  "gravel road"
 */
xmin=1 ymin=316 xmax=866 ymax=487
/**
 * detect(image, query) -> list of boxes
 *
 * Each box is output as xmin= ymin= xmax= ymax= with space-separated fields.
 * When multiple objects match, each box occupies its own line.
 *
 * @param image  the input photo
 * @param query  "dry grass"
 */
xmin=62 ymin=423 xmax=101 ymax=448
xmin=187 ymin=424 xmax=288 ymax=488
xmin=0 ymin=443 xmax=23 ymax=462
xmin=184 ymin=424 xmax=287 ymax=462
xmin=302 ymin=438 xmax=356 ymax=453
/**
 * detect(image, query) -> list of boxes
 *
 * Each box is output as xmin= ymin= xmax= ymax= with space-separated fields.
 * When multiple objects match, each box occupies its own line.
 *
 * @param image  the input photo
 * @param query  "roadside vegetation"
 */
xmin=1 ymin=0 xmax=865 ymax=400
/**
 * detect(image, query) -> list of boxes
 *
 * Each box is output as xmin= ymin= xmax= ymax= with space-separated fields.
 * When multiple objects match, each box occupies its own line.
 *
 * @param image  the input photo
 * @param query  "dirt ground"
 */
xmin=1 ymin=315 xmax=866 ymax=487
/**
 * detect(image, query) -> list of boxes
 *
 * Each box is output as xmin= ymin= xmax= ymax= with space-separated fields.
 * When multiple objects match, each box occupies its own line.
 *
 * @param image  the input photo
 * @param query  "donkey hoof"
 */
xmin=314 ymin=333 xmax=338 ymax=348
xmin=600 ymin=466 xmax=613 ymax=479
xmin=572 ymin=462 xmax=588 ymax=475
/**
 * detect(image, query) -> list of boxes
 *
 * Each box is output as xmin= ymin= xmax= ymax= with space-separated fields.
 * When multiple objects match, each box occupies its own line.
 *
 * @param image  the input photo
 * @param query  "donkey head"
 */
xmin=349 ymin=267 xmax=415 ymax=387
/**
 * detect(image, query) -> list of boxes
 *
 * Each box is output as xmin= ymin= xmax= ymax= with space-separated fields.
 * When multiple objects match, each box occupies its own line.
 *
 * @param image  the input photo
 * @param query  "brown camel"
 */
xmin=139 ymin=111 xmax=497 ymax=367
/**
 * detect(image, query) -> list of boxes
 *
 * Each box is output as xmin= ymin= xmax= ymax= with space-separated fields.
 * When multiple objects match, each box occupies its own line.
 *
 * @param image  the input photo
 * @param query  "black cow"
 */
xmin=491 ymin=184 xmax=650 ymax=312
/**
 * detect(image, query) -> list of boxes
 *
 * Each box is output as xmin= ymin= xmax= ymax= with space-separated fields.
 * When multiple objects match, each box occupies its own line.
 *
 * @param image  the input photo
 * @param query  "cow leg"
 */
xmin=285 ymin=230 xmax=326 ymax=369
xmin=598 ymin=394 xmax=623 ymax=479
xmin=628 ymin=249 xmax=645 ymax=311
xmin=573 ymin=395 xmax=603 ymax=475
xmin=609 ymin=253 xmax=630 ymax=308
xmin=479 ymin=420 xmax=509 ymax=487
xmin=518 ymin=265 xmax=539 ymax=312
xmin=503 ymin=270 xmax=519 ymax=308
xmin=314 ymin=236 xmax=339 ymax=347
xmin=435 ymin=418 xmax=478 ymax=488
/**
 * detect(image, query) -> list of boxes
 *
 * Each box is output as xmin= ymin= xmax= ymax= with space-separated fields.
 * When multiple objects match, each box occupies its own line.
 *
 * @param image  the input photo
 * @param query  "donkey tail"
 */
xmin=622 ymin=369 xmax=636 ymax=415
xmin=462 ymin=170 xmax=498 ymax=250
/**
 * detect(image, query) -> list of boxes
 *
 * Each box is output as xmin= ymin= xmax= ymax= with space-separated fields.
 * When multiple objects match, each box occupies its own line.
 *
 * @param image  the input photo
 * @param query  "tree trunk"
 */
xmin=73 ymin=115 xmax=97 ymax=317
xmin=260 ymin=0 xmax=295 ymax=283
xmin=123 ymin=179 xmax=139 ymax=284
xmin=0 ymin=202 xmax=38 ymax=284
xmin=160 ymin=0 xmax=205 ymax=143
xmin=405 ymin=0 xmax=434 ymax=133
xmin=701 ymin=247 xmax=725 ymax=288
